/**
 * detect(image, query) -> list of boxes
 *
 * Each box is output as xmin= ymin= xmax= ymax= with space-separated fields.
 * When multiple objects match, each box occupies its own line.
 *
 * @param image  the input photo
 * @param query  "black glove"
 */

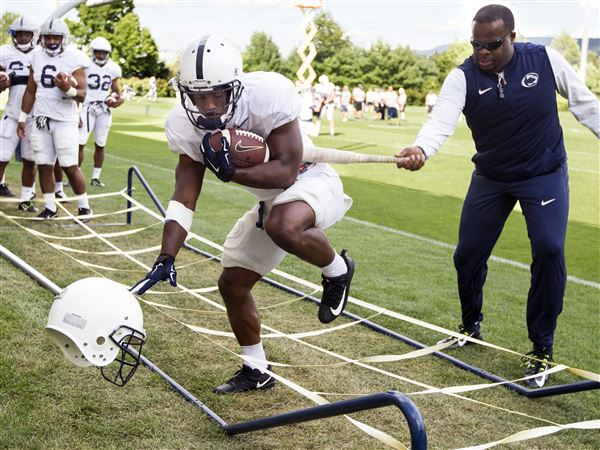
xmin=200 ymin=132 xmax=236 ymax=182
xmin=130 ymin=254 xmax=177 ymax=295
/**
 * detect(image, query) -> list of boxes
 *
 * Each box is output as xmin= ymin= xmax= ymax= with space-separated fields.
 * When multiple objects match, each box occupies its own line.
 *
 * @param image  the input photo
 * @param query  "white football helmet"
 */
xmin=46 ymin=277 xmax=146 ymax=386
xmin=39 ymin=18 xmax=69 ymax=56
xmin=318 ymin=74 xmax=329 ymax=84
xmin=177 ymin=34 xmax=244 ymax=130
xmin=8 ymin=16 xmax=37 ymax=52
xmin=89 ymin=36 xmax=112 ymax=66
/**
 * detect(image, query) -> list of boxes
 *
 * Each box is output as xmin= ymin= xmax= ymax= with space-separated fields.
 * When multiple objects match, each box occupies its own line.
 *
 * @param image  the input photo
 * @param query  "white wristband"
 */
xmin=165 ymin=200 xmax=194 ymax=233
xmin=65 ymin=86 xmax=77 ymax=97
xmin=18 ymin=111 xmax=29 ymax=123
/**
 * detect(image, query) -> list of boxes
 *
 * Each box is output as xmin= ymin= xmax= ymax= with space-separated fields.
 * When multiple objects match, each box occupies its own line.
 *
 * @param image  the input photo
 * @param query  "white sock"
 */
xmin=92 ymin=167 xmax=101 ymax=179
xmin=0 ymin=174 xmax=5 ymax=184
xmin=43 ymin=193 xmax=56 ymax=212
xmin=76 ymin=193 xmax=90 ymax=209
xmin=20 ymin=186 xmax=33 ymax=202
xmin=240 ymin=341 xmax=268 ymax=372
xmin=54 ymin=182 xmax=63 ymax=193
xmin=321 ymin=253 xmax=347 ymax=278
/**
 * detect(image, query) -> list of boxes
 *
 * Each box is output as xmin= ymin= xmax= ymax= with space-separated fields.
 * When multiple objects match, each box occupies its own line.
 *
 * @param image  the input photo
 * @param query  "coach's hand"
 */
xmin=395 ymin=146 xmax=426 ymax=171
xmin=200 ymin=133 xmax=236 ymax=182
xmin=130 ymin=254 xmax=177 ymax=295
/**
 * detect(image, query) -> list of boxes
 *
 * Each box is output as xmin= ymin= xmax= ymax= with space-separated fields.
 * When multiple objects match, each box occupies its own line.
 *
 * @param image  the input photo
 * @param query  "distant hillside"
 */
xmin=420 ymin=37 xmax=600 ymax=57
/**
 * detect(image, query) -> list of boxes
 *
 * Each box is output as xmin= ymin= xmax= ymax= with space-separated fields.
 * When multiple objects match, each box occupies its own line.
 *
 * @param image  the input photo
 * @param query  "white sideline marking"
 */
xmin=107 ymin=154 xmax=600 ymax=290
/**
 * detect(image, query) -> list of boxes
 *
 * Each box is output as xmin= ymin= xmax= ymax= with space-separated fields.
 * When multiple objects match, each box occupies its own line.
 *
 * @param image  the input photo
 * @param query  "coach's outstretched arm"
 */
xmin=130 ymin=154 xmax=205 ymax=295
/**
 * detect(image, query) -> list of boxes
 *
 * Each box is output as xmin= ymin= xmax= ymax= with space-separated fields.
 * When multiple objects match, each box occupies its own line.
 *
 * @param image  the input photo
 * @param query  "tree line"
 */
xmin=1 ymin=8 xmax=598 ymax=101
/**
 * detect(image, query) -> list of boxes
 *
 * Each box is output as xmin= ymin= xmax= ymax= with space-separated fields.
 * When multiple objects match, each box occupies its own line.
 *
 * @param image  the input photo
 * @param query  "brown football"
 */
xmin=209 ymin=128 xmax=270 ymax=168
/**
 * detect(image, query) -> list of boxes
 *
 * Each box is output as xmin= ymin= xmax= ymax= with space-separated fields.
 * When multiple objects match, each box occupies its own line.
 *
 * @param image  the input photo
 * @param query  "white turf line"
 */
xmin=107 ymin=153 xmax=600 ymax=290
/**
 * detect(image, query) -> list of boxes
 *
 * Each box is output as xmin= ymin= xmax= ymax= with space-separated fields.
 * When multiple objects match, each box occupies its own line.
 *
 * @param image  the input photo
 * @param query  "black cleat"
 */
xmin=37 ymin=207 xmax=57 ymax=219
xmin=318 ymin=249 xmax=355 ymax=324
xmin=77 ymin=207 xmax=93 ymax=223
xmin=90 ymin=178 xmax=105 ymax=187
xmin=0 ymin=183 xmax=16 ymax=197
xmin=437 ymin=323 xmax=483 ymax=349
xmin=18 ymin=200 xmax=38 ymax=213
xmin=522 ymin=346 xmax=553 ymax=388
xmin=214 ymin=365 xmax=276 ymax=395
xmin=55 ymin=190 xmax=67 ymax=201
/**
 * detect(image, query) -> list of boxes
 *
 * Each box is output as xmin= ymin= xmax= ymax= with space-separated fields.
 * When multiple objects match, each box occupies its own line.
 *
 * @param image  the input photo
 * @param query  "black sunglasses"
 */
xmin=470 ymin=32 xmax=511 ymax=51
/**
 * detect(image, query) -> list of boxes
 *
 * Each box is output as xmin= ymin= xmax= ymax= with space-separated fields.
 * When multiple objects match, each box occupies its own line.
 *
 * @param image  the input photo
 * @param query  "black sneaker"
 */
xmin=18 ymin=200 xmax=38 ymax=213
xmin=0 ymin=183 xmax=16 ymax=197
xmin=37 ymin=207 xmax=57 ymax=219
xmin=437 ymin=323 xmax=483 ymax=349
xmin=55 ymin=190 xmax=67 ymax=201
xmin=522 ymin=346 xmax=553 ymax=388
xmin=318 ymin=249 xmax=355 ymax=324
xmin=214 ymin=365 xmax=276 ymax=395
xmin=77 ymin=207 xmax=93 ymax=223
xmin=91 ymin=178 xmax=105 ymax=187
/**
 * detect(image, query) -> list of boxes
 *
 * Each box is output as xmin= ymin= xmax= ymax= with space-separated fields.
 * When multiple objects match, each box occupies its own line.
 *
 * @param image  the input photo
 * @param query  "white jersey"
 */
xmin=30 ymin=47 xmax=89 ymax=122
xmin=0 ymin=44 xmax=35 ymax=119
xmin=84 ymin=59 xmax=121 ymax=103
xmin=165 ymin=71 xmax=304 ymax=201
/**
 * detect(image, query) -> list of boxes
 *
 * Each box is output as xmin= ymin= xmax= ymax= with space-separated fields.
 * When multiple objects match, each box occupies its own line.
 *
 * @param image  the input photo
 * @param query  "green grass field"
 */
xmin=0 ymin=98 xmax=598 ymax=449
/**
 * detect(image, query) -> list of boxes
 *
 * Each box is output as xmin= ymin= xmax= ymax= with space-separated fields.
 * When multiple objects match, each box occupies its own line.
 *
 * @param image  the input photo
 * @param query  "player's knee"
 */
xmin=265 ymin=216 xmax=299 ymax=250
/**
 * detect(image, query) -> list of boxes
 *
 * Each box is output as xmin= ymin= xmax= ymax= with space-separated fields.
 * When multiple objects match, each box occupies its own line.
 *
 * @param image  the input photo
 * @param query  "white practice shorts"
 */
xmin=79 ymin=103 xmax=113 ymax=147
xmin=221 ymin=163 xmax=353 ymax=276
xmin=0 ymin=115 xmax=34 ymax=162
xmin=30 ymin=119 xmax=79 ymax=167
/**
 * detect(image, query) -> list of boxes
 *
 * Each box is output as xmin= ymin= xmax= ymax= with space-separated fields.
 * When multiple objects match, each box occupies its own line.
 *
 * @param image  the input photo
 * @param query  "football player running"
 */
xmin=131 ymin=35 xmax=355 ymax=394
xmin=18 ymin=18 xmax=92 ymax=219
xmin=0 ymin=17 xmax=38 ymax=210
xmin=78 ymin=36 xmax=124 ymax=188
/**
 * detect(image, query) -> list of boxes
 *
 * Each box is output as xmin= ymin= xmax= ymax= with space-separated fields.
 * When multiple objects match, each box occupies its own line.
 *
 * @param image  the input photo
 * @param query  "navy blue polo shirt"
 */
xmin=459 ymin=43 xmax=566 ymax=182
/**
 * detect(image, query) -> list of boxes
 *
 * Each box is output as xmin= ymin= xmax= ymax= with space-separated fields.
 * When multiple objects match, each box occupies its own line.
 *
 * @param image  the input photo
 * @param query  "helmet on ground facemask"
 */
xmin=89 ymin=36 xmax=112 ymax=66
xmin=8 ymin=16 xmax=37 ymax=52
xmin=177 ymin=34 xmax=244 ymax=130
xmin=39 ymin=18 xmax=69 ymax=57
xmin=46 ymin=277 xmax=146 ymax=387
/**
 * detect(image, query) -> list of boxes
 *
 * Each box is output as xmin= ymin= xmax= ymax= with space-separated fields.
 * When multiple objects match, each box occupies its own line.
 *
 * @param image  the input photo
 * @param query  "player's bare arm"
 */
xmin=159 ymin=154 xmax=205 ymax=258
xmin=108 ymin=78 xmax=124 ymax=108
xmin=232 ymin=119 xmax=303 ymax=189
xmin=16 ymin=67 xmax=37 ymax=138
xmin=0 ymin=66 xmax=10 ymax=91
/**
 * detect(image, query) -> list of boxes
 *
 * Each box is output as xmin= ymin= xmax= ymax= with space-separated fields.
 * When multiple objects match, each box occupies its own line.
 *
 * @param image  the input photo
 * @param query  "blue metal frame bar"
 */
xmin=125 ymin=166 xmax=600 ymax=398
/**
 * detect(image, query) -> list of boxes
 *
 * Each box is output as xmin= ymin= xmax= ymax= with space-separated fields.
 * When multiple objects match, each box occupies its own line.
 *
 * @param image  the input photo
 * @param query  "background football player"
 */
xmin=18 ymin=18 xmax=92 ymax=219
xmin=0 ymin=16 xmax=38 ymax=211
xmin=77 ymin=36 xmax=123 ymax=188
xmin=131 ymin=35 xmax=354 ymax=394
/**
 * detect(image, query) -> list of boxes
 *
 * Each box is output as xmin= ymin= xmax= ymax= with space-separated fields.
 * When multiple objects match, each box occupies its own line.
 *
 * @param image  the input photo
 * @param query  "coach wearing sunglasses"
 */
xmin=396 ymin=4 xmax=599 ymax=387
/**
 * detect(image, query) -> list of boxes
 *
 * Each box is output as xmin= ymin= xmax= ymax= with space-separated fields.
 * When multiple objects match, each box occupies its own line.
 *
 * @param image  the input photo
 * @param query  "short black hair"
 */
xmin=473 ymin=4 xmax=515 ymax=32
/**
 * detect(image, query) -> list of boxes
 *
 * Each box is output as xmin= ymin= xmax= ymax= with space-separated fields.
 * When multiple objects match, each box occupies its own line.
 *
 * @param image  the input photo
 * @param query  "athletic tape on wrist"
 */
xmin=18 ymin=111 xmax=29 ymax=123
xmin=165 ymin=200 xmax=193 ymax=233
xmin=65 ymin=86 xmax=77 ymax=98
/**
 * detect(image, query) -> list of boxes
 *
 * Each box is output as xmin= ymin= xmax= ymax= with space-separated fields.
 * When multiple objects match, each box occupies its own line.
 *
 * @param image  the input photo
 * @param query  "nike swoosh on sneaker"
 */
xmin=541 ymin=198 xmax=556 ymax=206
xmin=478 ymin=87 xmax=492 ymax=95
xmin=456 ymin=338 xmax=467 ymax=347
xmin=532 ymin=374 xmax=547 ymax=388
xmin=329 ymin=287 xmax=347 ymax=316
xmin=256 ymin=377 xmax=272 ymax=389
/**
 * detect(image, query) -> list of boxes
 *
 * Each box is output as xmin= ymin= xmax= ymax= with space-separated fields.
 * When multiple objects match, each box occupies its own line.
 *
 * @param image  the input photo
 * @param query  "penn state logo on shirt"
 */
xmin=521 ymin=72 xmax=539 ymax=88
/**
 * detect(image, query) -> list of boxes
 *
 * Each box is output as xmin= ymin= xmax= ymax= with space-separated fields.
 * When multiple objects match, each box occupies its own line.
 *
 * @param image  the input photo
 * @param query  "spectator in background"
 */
xmin=425 ymin=90 xmax=437 ymax=118
xmin=384 ymin=86 xmax=399 ymax=126
xmin=365 ymin=87 xmax=376 ymax=115
xmin=313 ymin=74 xmax=336 ymax=137
xmin=351 ymin=84 xmax=365 ymax=119
xmin=340 ymin=85 xmax=351 ymax=122
xmin=398 ymin=87 xmax=408 ymax=122
xmin=147 ymin=76 xmax=157 ymax=102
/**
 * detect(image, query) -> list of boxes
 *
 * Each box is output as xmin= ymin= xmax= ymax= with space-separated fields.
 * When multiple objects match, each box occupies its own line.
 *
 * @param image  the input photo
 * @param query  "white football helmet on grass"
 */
xmin=46 ymin=277 xmax=146 ymax=386
xmin=177 ymin=34 xmax=243 ymax=130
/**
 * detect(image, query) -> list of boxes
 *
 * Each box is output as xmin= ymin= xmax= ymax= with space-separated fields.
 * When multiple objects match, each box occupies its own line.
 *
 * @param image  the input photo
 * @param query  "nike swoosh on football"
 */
xmin=329 ymin=287 xmax=347 ymax=316
xmin=235 ymin=141 xmax=264 ymax=153
xmin=256 ymin=377 xmax=272 ymax=388
xmin=478 ymin=87 xmax=492 ymax=95
xmin=541 ymin=198 xmax=556 ymax=206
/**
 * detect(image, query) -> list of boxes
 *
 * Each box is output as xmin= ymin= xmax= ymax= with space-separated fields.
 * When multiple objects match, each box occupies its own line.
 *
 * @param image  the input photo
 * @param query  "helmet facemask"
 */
xmin=179 ymin=80 xmax=243 ymax=130
xmin=92 ymin=50 xmax=110 ymax=66
xmin=11 ymin=30 xmax=35 ymax=52
xmin=101 ymin=325 xmax=146 ymax=387
xmin=42 ymin=34 xmax=66 ymax=57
